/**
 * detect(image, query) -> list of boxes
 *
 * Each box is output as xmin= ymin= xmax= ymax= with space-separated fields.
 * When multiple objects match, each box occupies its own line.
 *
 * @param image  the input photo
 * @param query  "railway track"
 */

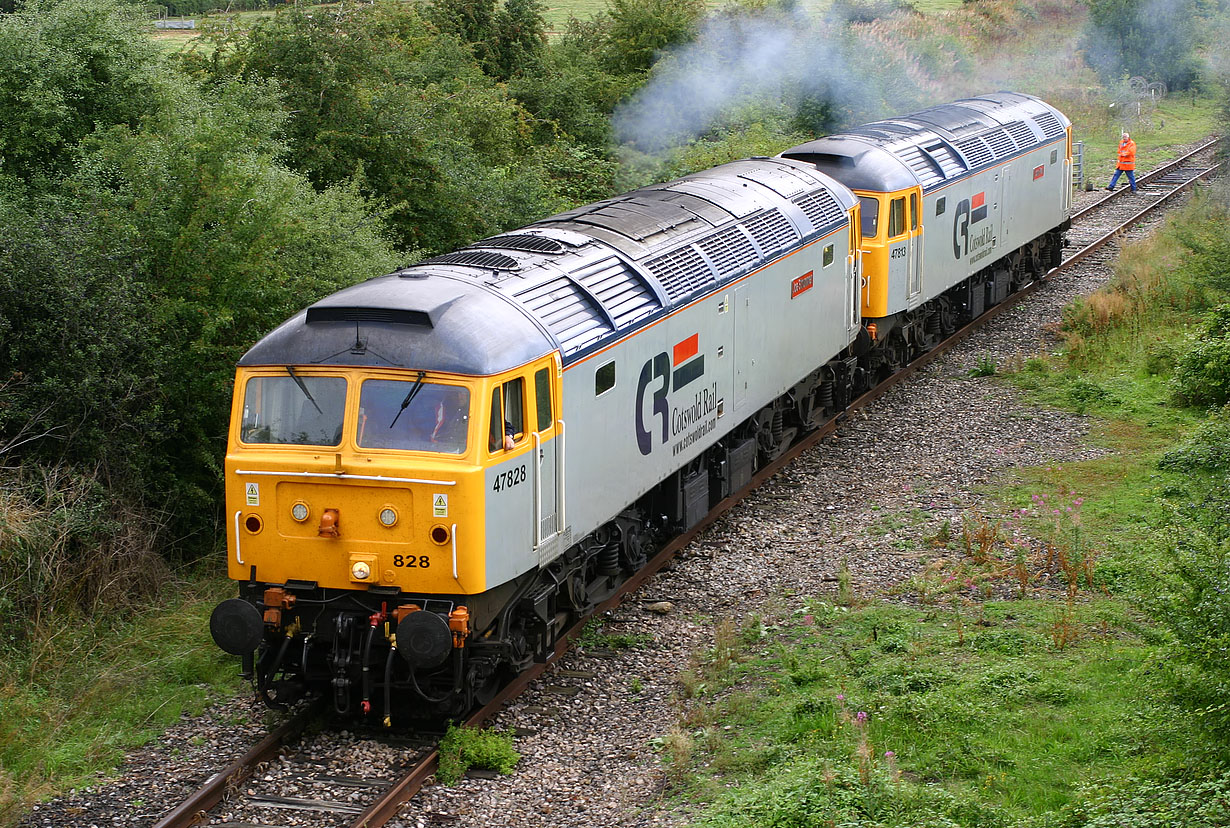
xmin=153 ymin=137 xmax=1221 ymax=828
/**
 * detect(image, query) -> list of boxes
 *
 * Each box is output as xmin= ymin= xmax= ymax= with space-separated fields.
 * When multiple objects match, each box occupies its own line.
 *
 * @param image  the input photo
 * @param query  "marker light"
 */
xmin=351 ymin=561 xmax=372 ymax=580
xmin=379 ymin=508 xmax=398 ymax=527
xmin=291 ymin=502 xmax=309 ymax=522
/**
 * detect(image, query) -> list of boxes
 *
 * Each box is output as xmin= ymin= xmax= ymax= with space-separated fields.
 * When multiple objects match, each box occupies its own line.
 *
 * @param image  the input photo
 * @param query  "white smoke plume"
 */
xmin=612 ymin=6 xmax=923 ymax=152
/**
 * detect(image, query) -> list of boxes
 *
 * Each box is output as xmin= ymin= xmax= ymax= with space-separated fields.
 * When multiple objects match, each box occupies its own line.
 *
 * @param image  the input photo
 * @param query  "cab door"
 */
xmin=531 ymin=358 xmax=562 ymax=564
xmin=908 ymin=188 xmax=923 ymax=303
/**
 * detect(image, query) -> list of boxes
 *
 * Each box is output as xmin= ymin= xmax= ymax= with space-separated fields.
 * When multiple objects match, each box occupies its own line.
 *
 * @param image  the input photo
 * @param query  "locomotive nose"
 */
xmin=210 ymin=598 xmax=264 ymax=655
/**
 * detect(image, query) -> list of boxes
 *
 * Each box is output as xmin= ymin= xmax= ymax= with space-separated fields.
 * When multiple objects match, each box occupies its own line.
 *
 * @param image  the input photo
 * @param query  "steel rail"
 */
xmin=1071 ymin=136 xmax=1220 ymax=223
xmin=163 ymin=144 xmax=1223 ymax=828
xmin=151 ymin=702 xmax=319 ymax=828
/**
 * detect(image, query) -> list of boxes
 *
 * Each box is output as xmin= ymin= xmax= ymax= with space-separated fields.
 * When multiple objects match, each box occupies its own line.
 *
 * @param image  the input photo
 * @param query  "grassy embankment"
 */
xmin=656 ymin=176 xmax=1230 ymax=826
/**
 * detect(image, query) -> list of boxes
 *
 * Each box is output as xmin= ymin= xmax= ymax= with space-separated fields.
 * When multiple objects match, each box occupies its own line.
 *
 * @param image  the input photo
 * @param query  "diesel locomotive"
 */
xmin=209 ymin=92 xmax=1072 ymax=721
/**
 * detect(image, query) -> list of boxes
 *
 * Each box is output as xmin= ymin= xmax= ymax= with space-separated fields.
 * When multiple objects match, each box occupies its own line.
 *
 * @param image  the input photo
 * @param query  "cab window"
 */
xmin=858 ymin=196 xmax=879 ymax=238
xmin=356 ymin=379 xmax=469 ymax=455
xmin=535 ymin=367 xmax=552 ymax=431
xmin=490 ymin=378 xmax=525 ymax=451
xmin=887 ymin=197 xmax=906 ymax=238
xmin=910 ymin=192 xmax=919 ymax=231
xmin=240 ymin=374 xmax=346 ymax=446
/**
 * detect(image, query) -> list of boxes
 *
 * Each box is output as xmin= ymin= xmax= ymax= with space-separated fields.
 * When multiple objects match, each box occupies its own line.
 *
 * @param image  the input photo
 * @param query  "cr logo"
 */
xmin=635 ymin=353 xmax=669 ymax=455
xmin=952 ymin=198 xmax=971 ymax=259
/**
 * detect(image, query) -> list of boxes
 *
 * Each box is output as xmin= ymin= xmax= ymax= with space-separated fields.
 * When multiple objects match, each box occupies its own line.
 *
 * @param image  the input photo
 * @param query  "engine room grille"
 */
xmin=645 ymin=245 xmax=715 ymax=302
xmin=1033 ymin=111 xmax=1066 ymax=139
xmin=955 ymin=137 xmax=994 ymax=168
xmin=423 ymin=250 xmax=520 ymax=271
xmin=743 ymin=209 xmax=798 ymax=256
xmin=469 ymin=234 xmax=565 ymax=254
xmin=697 ymin=226 xmax=757 ymax=279
xmin=793 ymin=189 xmax=847 ymax=233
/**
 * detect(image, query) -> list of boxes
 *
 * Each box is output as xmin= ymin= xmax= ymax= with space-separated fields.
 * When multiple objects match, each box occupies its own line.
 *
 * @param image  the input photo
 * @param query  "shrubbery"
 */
xmin=1172 ymin=304 xmax=1230 ymax=407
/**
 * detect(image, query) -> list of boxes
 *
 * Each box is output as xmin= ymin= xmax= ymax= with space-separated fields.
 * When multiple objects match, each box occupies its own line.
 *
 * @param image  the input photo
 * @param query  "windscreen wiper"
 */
xmin=286 ymin=366 xmax=323 ymax=415
xmin=389 ymin=371 xmax=427 ymax=429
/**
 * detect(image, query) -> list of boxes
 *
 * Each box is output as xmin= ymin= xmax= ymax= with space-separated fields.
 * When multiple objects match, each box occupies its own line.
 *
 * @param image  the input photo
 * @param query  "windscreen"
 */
xmin=358 ymin=380 xmax=471 ymax=454
xmin=240 ymin=375 xmax=346 ymax=446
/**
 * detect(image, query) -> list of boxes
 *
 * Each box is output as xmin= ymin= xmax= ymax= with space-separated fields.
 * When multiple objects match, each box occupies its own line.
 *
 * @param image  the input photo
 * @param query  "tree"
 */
xmin=604 ymin=0 xmax=705 ymax=73
xmin=206 ymin=3 xmax=560 ymax=253
xmin=0 ymin=0 xmax=168 ymax=181
xmin=1082 ymin=0 xmax=1204 ymax=90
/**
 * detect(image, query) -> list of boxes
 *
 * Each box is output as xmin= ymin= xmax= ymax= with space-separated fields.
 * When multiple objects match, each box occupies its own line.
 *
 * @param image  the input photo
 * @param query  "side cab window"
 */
xmin=534 ymin=367 xmax=553 ymax=432
xmin=489 ymin=378 xmax=525 ymax=452
xmin=887 ymin=197 xmax=906 ymax=238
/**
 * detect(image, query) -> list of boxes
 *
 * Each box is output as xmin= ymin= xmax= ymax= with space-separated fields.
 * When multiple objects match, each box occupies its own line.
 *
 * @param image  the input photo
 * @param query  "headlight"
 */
xmin=291 ymin=502 xmax=309 ymax=522
xmin=351 ymin=561 xmax=371 ymax=580
xmin=379 ymin=507 xmax=398 ymax=527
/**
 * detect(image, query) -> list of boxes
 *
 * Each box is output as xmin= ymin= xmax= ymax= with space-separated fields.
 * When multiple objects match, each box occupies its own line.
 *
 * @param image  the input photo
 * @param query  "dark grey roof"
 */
xmin=241 ymin=157 xmax=856 ymax=372
xmin=779 ymin=92 xmax=1071 ymax=194
xmin=238 ymin=273 xmax=558 ymax=375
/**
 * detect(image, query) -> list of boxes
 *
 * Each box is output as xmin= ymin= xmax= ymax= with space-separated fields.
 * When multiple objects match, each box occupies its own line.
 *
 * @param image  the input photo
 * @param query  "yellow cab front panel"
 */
xmin=225 ymin=365 xmax=488 ymax=596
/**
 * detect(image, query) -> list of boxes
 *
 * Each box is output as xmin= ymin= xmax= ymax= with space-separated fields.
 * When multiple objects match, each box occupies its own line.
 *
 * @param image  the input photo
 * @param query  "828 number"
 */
xmin=393 ymin=555 xmax=430 ymax=568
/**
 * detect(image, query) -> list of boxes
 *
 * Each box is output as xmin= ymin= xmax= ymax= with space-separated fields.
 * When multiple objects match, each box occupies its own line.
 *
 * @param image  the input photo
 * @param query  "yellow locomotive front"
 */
xmin=226 ymin=367 xmax=486 ymax=597
xmin=209 ymin=273 xmax=562 ymax=720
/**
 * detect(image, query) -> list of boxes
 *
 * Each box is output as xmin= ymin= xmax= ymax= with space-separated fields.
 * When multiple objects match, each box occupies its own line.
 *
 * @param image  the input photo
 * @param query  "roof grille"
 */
xmin=793 ymin=190 xmax=846 ymax=231
xmin=955 ymin=137 xmax=994 ymax=168
xmin=514 ymin=276 xmax=608 ymax=354
xmin=571 ymin=256 xmax=660 ymax=328
xmin=470 ymin=234 xmax=565 ymax=254
xmin=1005 ymin=120 xmax=1036 ymax=148
xmin=743 ymin=209 xmax=798 ymax=256
xmin=984 ymin=128 xmax=1015 ymax=158
xmin=923 ymin=142 xmax=966 ymax=177
xmin=423 ymin=251 xmax=520 ymax=271
xmin=1033 ymin=111 xmax=1065 ymax=139
xmin=697 ymin=227 xmax=757 ymax=278
xmin=645 ymin=245 xmax=714 ymax=302
xmin=306 ymin=307 xmax=432 ymax=326
xmin=895 ymin=145 xmax=943 ymax=188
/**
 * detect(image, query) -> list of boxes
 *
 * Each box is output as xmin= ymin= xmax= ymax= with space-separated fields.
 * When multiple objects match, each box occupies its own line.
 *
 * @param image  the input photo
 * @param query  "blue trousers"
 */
xmin=1108 ymin=168 xmax=1137 ymax=191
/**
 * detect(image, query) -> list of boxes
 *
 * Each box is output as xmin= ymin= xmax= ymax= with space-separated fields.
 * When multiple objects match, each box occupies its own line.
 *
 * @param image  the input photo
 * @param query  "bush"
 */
xmin=1159 ymin=405 xmax=1230 ymax=471
xmin=1071 ymin=771 xmax=1230 ymax=827
xmin=1172 ymin=305 xmax=1230 ymax=407
xmin=1151 ymin=491 xmax=1230 ymax=738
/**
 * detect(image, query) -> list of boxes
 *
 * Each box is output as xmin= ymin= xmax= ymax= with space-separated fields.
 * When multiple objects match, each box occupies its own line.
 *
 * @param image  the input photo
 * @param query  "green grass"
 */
xmin=660 ymin=176 xmax=1230 ymax=828
xmin=0 ymin=574 xmax=244 ymax=825
xmin=666 ymin=600 xmax=1209 ymax=827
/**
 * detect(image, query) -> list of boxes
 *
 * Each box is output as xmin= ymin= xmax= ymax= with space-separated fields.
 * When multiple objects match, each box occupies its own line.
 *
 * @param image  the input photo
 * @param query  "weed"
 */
xmin=1048 ymin=601 xmax=1082 ymax=650
xmin=435 ymin=724 xmax=520 ymax=785
xmin=660 ymin=726 xmax=693 ymax=783
xmin=969 ymin=353 xmax=998 ymax=377
xmin=836 ymin=560 xmax=854 ymax=606
xmin=577 ymin=620 xmax=653 ymax=651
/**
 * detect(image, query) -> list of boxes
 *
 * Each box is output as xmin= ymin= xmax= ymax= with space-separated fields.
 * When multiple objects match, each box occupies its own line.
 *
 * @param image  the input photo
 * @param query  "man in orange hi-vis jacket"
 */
xmin=1107 ymin=132 xmax=1138 ymax=192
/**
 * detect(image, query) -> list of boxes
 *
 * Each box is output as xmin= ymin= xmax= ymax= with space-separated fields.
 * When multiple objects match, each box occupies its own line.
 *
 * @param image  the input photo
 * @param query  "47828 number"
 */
xmin=393 ymin=555 xmax=430 ymax=568
xmin=492 ymin=464 xmax=527 ymax=492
